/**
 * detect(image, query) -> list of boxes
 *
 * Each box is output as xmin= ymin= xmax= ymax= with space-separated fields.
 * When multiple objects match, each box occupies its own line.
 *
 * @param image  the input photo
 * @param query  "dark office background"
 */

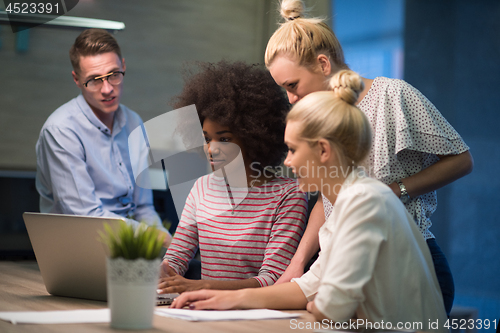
xmin=334 ymin=0 xmax=500 ymax=328
xmin=404 ymin=0 xmax=500 ymax=326
xmin=0 ymin=0 xmax=498 ymax=328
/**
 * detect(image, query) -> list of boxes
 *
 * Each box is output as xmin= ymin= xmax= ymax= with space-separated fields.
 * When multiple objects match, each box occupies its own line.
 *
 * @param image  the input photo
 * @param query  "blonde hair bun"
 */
xmin=280 ymin=0 xmax=305 ymax=21
xmin=329 ymin=70 xmax=364 ymax=105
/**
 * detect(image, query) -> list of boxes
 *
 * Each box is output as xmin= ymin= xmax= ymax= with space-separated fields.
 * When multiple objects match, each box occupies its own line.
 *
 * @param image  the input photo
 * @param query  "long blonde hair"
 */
xmin=265 ymin=0 xmax=347 ymax=70
xmin=286 ymin=70 xmax=371 ymax=168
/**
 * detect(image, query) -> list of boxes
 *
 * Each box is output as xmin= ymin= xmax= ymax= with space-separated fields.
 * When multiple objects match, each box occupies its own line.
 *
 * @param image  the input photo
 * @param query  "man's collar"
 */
xmin=76 ymin=94 xmax=126 ymax=136
xmin=113 ymin=104 xmax=127 ymax=135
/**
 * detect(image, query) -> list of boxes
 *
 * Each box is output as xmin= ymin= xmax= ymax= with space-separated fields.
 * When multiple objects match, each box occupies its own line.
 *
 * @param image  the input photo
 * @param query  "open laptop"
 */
xmin=22 ymin=212 xmax=178 ymax=304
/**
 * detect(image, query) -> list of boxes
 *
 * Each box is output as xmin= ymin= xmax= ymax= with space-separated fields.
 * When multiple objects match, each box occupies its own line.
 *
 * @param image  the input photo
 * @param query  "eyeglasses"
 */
xmin=83 ymin=71 xmax=125 ymax=91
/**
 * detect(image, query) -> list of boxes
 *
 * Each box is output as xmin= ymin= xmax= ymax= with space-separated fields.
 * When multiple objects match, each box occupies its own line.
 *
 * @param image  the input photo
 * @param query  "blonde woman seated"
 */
xmin=170 ymin=70 xmax=448 ymax=331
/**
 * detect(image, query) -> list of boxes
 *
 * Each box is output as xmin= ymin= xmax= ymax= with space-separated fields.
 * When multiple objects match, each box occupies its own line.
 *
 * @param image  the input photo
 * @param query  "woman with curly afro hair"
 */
xmin=158 ymin=60 xmax=307 ymax=294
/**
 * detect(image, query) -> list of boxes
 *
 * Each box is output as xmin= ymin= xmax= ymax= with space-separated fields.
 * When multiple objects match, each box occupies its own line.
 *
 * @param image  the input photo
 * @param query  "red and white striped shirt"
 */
xmin=165 ymin=174 xmax=307 ymax=287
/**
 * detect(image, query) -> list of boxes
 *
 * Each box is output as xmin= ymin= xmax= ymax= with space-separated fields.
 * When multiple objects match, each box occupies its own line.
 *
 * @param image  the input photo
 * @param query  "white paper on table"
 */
xmin=0 ymin=309 xmax=110 ymax=324
xmin=155 ymin=308 xmax=301 ymax=321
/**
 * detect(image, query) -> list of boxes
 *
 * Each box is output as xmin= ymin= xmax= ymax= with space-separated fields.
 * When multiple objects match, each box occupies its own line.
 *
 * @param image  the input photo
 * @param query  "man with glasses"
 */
xmin=36 ymin=29 xmax=171 ymax=246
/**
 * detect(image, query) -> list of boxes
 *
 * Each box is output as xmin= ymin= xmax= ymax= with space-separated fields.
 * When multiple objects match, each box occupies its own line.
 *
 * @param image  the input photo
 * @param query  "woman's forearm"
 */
xmin=290 ymin=199 xmax=325 ymax=268
xmin=275 ymin=199 xmax=325 ymax=284
xmin=170 ymin=281 xmax=308 ymax=310
xmin=389 ymin=150 xmax=473 ymax=198
xmin=241 ymin=281 xmax=308 ymax=310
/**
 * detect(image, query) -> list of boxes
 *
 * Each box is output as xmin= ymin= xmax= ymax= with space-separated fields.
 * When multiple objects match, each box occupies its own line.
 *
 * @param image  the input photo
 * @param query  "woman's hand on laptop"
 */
xmin=159 ymin=259 xmax=176 ymax=278
xmin=159 ymin=230 xmax=172 ymax=249
xmin=158 ymin=259 xmax=207 ymax=294
xmin=158 ymin=260 xmax=261 ymax=293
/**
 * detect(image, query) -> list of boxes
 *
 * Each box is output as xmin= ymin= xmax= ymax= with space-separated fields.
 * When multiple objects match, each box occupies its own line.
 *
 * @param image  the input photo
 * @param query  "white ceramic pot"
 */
xmin=107 ymin=257 xmax=161 ymax=329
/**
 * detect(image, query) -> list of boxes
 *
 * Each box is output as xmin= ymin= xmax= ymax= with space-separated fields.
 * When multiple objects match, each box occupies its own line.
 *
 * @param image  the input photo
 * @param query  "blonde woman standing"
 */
xmin=170 ymin=70 xmax=448 ymax=332
xmin=264 ymin=0 xmax=473 ymax=316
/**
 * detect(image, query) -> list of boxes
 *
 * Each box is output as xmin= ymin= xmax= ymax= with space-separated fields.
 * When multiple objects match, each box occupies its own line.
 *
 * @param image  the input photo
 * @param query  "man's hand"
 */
xmin=158 ymin=259 xmax=206 ymax=294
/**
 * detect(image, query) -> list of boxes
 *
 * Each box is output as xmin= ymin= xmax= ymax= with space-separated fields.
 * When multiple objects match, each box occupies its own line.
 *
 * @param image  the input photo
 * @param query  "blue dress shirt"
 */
xmin=36 ymin=94 xmax=166 ymax=231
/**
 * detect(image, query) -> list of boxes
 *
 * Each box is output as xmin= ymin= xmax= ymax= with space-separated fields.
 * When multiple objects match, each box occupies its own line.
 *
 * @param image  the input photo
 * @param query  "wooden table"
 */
xmin=0 ymin=261 xmax=318 ymax=332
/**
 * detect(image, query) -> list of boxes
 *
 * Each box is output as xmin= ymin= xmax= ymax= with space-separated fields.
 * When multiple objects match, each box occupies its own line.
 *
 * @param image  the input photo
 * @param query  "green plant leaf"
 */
xmin=99 ymin=220 xmax=164 ymax=260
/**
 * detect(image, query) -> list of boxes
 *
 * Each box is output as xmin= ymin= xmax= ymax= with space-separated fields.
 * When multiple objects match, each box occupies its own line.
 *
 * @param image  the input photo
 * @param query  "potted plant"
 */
xmin=99 ymin=221 xmax=165 ymax=329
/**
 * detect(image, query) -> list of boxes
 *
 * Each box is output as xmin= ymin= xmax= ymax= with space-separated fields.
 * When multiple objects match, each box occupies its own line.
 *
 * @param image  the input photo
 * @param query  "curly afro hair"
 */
xmin=171 ymin=60 xmax=290 ymax=170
